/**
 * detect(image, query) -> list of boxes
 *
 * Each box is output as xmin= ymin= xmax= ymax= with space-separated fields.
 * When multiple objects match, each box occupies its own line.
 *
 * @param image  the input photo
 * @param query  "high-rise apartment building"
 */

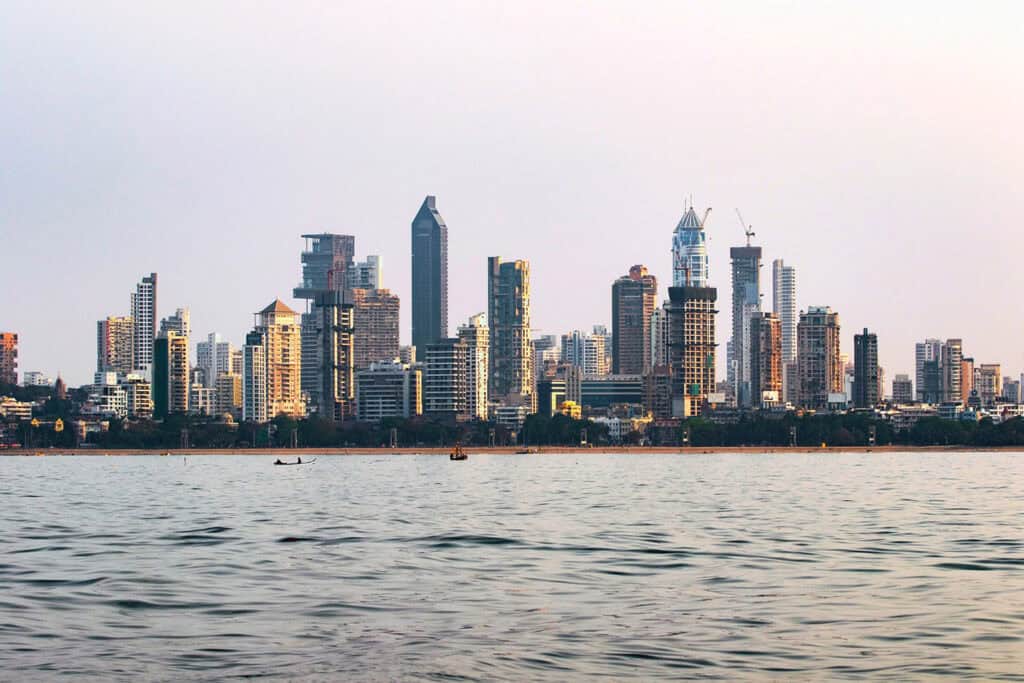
xmin=488 ymin=257 xmax=533 ymax=407
xmin=772 ymin=260 xmax=797 ymax=398
xmin=0 ymin=333 xmax=18 ymax=386
xmin=976 ymin=364 xmax=1002 ymax=406
xmin=346 ymin=255 xmax=382 ymax=291
xmin=97 ymin=316 xmax=134 ymax=375
xmin=915 ymin=339 xmax=942 ymax=402
xmin=671 ymin=206 xmax=710 ymax=287
xmin=355 ymin=361 xmax=422 ymax=422
xmin=666 ymin=285 xmax=717 ymax=417
xmin=215 ymin=372 xmax=243 ymax=420
xmin=611 ymin=265 xmax=658 ymax=375
xmin=893 ymin=374 xmax=914 ymax=404
xmin=423 ymin=338 xmax=469 ymax=418
xmin=940 ymin=339 xmax=963 ymax=404
xmin=749 ymin=313 xmax=782 ymax=406
xmin=961 ymin=357 xmax=975 ymax=405
xmin=243 ymin=330 xmax=268 ymax=423
xmin=853 ymin=328 xmax=880 ymax=408
xmin=152 ymin=331 xmax=189 ymax=417
xmin=796 ymin=306 xmax=842 ymax=410
xmin=312 ymin=291 xmax=355 ymax=421
xmin=349 ymin=288 xmax=400 ymax=370
xmin=730 ymin=244 xmax=762 ymax=407
xmin=131 ymin=273 xmax=157 ymax=375
xmin=247 ymin=299 xmax=305 ymax=419
xmin=650 ymin=305 xmax=669 ymax=369
xmin=458 ymin=313 xmax=490 ymax=421
xmin=411 ymin=196 xmax=448 ymax=350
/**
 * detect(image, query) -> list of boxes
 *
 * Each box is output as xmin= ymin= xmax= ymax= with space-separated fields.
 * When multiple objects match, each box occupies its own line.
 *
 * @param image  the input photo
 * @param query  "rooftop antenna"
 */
xmin=735 ymin=208 xmax=755 ymax=246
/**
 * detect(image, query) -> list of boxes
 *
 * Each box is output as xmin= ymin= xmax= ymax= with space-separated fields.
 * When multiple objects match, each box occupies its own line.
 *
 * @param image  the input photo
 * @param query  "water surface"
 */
xmin=1 ymin=452 xmax=1022 ymax=680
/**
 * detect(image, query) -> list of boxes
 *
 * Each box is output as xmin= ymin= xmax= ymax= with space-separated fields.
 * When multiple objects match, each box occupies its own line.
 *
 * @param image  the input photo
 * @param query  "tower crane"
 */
xmin=735 ymin=208 xmax=755 ymax=247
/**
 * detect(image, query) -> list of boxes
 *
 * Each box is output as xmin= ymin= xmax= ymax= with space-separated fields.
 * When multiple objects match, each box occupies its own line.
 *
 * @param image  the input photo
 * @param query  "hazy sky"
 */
xmin=3 ymin=2 xmax=1022 ymax=387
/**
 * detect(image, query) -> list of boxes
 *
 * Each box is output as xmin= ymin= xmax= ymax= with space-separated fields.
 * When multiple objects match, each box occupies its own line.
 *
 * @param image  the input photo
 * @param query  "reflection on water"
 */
xmin=1 ymin=452 xmax=1022 ymax=680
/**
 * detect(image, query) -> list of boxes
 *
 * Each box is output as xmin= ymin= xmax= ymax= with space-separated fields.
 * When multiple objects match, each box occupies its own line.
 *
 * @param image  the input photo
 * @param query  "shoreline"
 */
xmin=1 ymin=445 xmax=1020 ymax=457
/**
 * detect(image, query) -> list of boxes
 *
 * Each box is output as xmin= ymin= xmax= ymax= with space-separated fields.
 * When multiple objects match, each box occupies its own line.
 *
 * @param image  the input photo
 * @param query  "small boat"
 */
xmin=274 ymin=457 xmax=316 ymax=466
xmin=449 ymin=445 xmax=468 ymax=461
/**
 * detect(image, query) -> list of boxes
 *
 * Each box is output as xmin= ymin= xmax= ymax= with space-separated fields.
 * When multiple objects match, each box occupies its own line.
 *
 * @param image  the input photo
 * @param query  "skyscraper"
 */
xmin=853 ymin=328 xmax=880 ymax=408
xmin=772 ymin=260 xmax=797 ymax=399
xmin=611 ymin=265 xmax=658 ymax=375
xmin=131 ymin=273 xmax=157 ymax=375
xmin=0 ymin=333 xmax=18 ymax=386
xmin=243 ymin=329 xmax=267 ymax=423
xmin=561 ymin=328 xmax=609 ymax=377
xmin=293 ymin=233 xmax=355 ymax=409
xmin=349 ymin=288 xmax=400 ymax=371
xmin=672 ymin=206 xmax=710 ymax=288
xmin=730 ymin=244 xmax=762 ymax=406
xmin=668 ymin=206 xmax=717 ymax=417
xmin=749 ymin=313 xmax=782 ymax=406
xmin=666 ymin=285 xmax=717 ymax=417
xmin=313 ymin=291 xmax=355 ymax=421
xmin=458 ymin=313 xmax=490 ymax=421
xmin=196 ymin=333 xmax=235 ymax=388
xmin=411 ymin=196 xmax=448 ymax=350
xmin=488 ymin=256 xmax=533 ymax=407
xmin=97 ymin=316 xmax=134 ymax=375
xmin=976 ymin=364 xmax=1002 ymax=407
xmin=346 ymin=255 xmax=382 ymax=291
xmin=797 ymin=306 xmax=842 ymax=410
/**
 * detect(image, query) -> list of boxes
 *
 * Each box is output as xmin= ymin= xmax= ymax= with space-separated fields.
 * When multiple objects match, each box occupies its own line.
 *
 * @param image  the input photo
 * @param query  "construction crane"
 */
xmin=735 ymin=208 xmax=755 ymax=247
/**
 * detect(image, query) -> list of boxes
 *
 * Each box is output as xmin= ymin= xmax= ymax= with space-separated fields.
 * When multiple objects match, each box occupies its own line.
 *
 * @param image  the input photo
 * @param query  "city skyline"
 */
xmin=2 ymin=4 xmax=1023 ymax=386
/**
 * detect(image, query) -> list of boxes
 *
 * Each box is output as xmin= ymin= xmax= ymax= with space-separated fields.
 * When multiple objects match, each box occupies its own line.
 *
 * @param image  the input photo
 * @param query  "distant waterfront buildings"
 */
xmin=771 ymin=260 xmax=797 ymax=402
xmin=488 ymin=256 xmax=534 ymax=408
xmin=797 ymin=306 xmax=842 ymax=410
xmin=562 ymin=328 xmax=609 ymax=377
xmin=915 ymin=339 xmax=942 ymax=403
xmin=976 ymin=364 xmax=1002 ymax=407
xmin=346 ymin=255 xmax=382 ymax=291
xmin=153 ymin=331 xmax=189 ymax=417
xmin=423 ymin=337 xmax=469 ymax=418
xmin=611 ymin=265 xmax=658 ymax=375
xmin=0 ymin=333 xmax=18 ymax=386
xmin=22 ymin=371 xmax=50 ymax=387
xmin=666 ymin=285 xmax=717 ymax=417
xmin=159 ymin=307 xmax=190 ymax=339
xmin=97 ymin=316 xmax=134 ymax=375
xmin=853 ymin=328 xmax=880 ymax=408
xmin=411 ymin=196 xmax=448 ymax=351
xmin=941 ymin=339 xmax=963 ymax=404
xmin=130 ymin=273 xmax=157 ymax=376
xmin=196 ymin=333 xmax=235 ymax=388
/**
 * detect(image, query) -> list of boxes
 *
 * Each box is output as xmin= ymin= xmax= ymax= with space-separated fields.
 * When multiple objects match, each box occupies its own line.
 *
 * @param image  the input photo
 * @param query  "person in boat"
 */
xmin=297 ymin=457 xmax=302 ymax=464
xmin=274 ymin=458 xmax=283 ymax=465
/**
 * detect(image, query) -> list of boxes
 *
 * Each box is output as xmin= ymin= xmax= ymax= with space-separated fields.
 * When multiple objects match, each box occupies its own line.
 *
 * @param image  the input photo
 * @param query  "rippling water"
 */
xmin=2 ymin=452 xmax=1023 ymax=680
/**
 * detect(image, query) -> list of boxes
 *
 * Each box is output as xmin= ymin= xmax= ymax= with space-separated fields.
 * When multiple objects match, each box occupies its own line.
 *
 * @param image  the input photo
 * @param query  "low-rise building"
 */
xmin=355 ymin=361 xmax=422 ymax=422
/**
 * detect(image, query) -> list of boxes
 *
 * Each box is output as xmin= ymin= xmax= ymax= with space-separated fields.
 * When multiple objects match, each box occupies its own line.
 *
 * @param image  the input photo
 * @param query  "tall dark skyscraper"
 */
xmin=853 ymin=328 xmax=880 ymax=408
xmin=411 ymin=196 xmax=448 ymax=351
xmin=730 ymin=244 xmax=762 ymax=407
xmin=611 ymin=265 xmax=658 ymax=375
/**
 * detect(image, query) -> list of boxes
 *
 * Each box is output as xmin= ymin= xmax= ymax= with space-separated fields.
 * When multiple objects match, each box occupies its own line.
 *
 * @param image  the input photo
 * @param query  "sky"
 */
xmin=2 ymin=2 xmax=1022 ymax=387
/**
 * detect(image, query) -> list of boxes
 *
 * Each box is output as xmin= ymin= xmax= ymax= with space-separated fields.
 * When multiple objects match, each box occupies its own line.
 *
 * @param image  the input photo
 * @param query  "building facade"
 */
xmin=251 ymin=299 xmax=305 ymax=419
xmin=196 ymin=333 xmax=235 ymax=388
xmin=97 ymin=316 xmax=134 ymax=375
xmin=796 ymin=306 xmax=842 ymax=410
xmin=346 ymin=255 xmax=382 ymax=291
xmin=153 ymin=331 xmax=189 ymax=417
xmin=243 ymin=330 xmax=268 ymax=423
xmin=313 ymin=291 xmax=355 ymax=421
xmin=672 ymin=206 xmax=710 ymax=287
xmin=915 ymin=339 xmax=942 ymax=403
xmin=423 ymin=337 xmax=469 ymax=418
xmin=561 ymin=328 xmax=609 ymax=377
xmin=611 ymin=265 xmax=658 ymax=375
xmin=411 ymin=196 xmax=448 ymax=350
xmin=892 ymin=374 xmax=914 ymax=404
